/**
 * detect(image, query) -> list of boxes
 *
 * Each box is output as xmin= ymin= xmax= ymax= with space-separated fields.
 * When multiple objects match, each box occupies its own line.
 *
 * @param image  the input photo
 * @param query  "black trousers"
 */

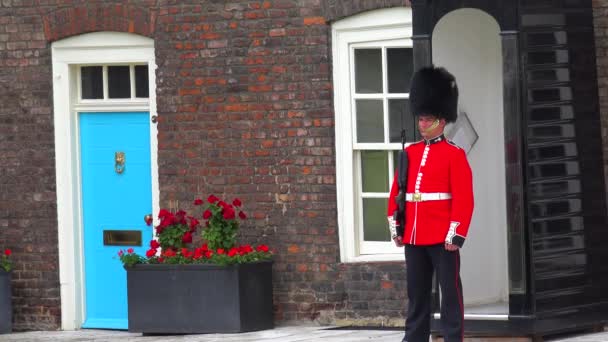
xmin=404 ymin=244 xmax=463 ymax=342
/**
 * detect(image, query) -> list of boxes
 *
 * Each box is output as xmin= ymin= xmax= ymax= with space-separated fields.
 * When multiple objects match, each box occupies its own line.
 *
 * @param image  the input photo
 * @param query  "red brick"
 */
xmin=178 ymin=88 xmax=201 ymax=96
xmin=269 ymin=28 xmax=286 ymax=36
xmin=303 ymin=16 xmax=326 ymax=26
xmin=381 ymin=281 xmax=394 ymax=289
xmin=245 ymin=11 xmax=265 ymax=19
xmin=200 ymin=32 xmax=221 ymax=39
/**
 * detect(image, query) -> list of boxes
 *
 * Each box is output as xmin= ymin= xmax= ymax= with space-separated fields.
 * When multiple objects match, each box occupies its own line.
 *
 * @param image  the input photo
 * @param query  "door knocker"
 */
xmin=115 ymin=151 xmax=125 ymax=174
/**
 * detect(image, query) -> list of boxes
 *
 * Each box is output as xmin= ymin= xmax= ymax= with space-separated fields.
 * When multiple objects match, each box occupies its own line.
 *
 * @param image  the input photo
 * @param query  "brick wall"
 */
xmin=152 ymin=0 xmax=410 ymax=325
xmin=1 ymin=0 xmax=412 ymax=330
xmin=0 ymin=1 xmax=59 ymax=331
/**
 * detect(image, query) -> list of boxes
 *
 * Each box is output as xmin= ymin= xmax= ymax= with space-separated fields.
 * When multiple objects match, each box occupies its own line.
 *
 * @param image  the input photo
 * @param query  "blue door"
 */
xmin=79 ymin=112 xmax=152 ymax=329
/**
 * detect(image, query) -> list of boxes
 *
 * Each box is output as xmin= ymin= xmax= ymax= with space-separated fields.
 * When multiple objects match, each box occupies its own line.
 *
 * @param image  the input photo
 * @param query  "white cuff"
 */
xmin=445 ymin=221 xmax=465 ymax=247
xmin=387 ymin=216 xmax=397 ymax=238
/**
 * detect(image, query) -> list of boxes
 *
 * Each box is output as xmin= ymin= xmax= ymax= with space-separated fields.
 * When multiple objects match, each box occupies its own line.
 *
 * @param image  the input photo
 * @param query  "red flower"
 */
xmin=188 ymin=217 xmax=199 ymax=231
xmin=256 ymin=244 xmax=269 ymax=253
xmin=120 ymin=195 xmax=269 ymax=268
xmin=239 ymin=244 xmax=253 ymax=255
xmin=163 ymin=249 xmax=176 ymax=257
xmin=193 ymin=249 xmax=203 ymax=259
xmin=157 ymin=214 xmax=176 ymax=234
xmin=182 ymin=231 xmax=193 ymax=243
xmin=158 ymin=209 xmax=172 ymax=219
xmin=176 ymin=210 xmax=187 ymax=225
xmin=181 ymin=248 xmax=193 ymax=258
xmin=4 ymin=249 xmax=11 ymax=256
xmin=223 ymin=207 xmax=236 ymax=220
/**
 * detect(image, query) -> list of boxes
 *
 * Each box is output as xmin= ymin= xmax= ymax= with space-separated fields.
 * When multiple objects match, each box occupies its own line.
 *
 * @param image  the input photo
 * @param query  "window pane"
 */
xmin=108 ymin=66 xmax=131 ymax=99
xmin=355 ymin=49 xmax=382 ymax=94
xmin=393 ymin=150 xmax=400 ymax=172
xmin=135 ymin=65 xmax=149 ymax=98
xmin=393 ymin=149 xmax=407 ymax=183
xmin=387 ymin=48 xmax=413 ymax=93
xmin=389 ymin=99 xmax=416 ymax=142
xmin=81 ymin=66 xmax=103 ymax=99
xmin=356 ymin=100 xmax=384 ymax=143
xmin=363 ymin=198 xmax=390 ymax=241
xmin=361 ymin=151 xmax=388 ymax=193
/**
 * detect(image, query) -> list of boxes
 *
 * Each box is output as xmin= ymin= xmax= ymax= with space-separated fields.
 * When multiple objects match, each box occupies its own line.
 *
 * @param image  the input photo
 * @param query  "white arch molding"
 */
xmin=51 ymin=32 xmax=159 ymax=330
xmin=432 ymin=8 xmax=509 ymax=314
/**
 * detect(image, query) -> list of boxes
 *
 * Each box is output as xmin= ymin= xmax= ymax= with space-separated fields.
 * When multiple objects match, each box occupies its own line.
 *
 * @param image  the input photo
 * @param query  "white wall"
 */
xmin=432 ymin=9 xmax=509 ymax=308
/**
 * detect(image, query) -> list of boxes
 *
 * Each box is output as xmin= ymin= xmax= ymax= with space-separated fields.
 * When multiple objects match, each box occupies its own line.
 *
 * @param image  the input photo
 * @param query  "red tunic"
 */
xmin=387 ymin=135 xmax=474 ymax=246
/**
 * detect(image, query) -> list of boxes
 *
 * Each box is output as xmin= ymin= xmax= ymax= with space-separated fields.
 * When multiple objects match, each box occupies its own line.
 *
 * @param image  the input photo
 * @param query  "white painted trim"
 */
xmin=434 ymin=313 xmax=509 ymax=321
xmin=130 ymin=65 xmax=136 ymax=100
xmin=74 ymin=102 xmax=150 ymax=113
xmin=332 ymin=8 xmax=412 ymax=263
xmin=52 ymin=31 xmax=154 ymax=49
xmin=51 ymin=32 xmax=157 ymax=331
xmin=332 ymin=7 xmax=412 ymax=32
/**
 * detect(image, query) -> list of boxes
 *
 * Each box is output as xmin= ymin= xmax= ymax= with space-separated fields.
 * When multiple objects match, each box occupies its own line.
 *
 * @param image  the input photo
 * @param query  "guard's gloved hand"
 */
xmin=444 ymin=221 xmax=464 ymax=251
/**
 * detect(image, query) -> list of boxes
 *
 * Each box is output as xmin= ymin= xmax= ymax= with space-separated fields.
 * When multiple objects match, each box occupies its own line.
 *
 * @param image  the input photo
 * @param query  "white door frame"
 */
xmin=51 ymin=32 xmax=159 ymax=330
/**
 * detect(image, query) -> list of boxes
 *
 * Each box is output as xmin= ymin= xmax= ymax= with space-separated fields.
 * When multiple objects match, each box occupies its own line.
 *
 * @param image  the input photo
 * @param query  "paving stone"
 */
xmin=2 ymin=326 xmax=608 ymax=342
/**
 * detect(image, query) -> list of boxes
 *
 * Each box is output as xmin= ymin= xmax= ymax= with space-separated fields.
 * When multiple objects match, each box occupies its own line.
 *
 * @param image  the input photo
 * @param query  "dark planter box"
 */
xmin=0 ymin=271 xmax=11 ymax=334
xmin=126 ymin=261 xmax=274 ymax=334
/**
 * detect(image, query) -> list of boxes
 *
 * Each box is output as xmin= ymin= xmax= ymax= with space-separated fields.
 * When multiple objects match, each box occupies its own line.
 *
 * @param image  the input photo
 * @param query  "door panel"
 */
xmin=79 ymin=112 xmax=152 ymax=329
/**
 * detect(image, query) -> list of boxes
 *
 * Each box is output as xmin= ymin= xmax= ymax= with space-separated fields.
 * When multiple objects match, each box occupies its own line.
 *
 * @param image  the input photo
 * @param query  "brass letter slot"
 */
xmin=103 ymin=230 xmax=142 ymax=246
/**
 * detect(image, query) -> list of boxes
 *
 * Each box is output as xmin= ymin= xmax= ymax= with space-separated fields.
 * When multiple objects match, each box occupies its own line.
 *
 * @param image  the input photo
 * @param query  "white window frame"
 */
xmin=77 ymin=64 xmax=150 ymax=102
xmin=51 ymin=32 xmax=158 ymax=330
xmin=332 ymin=8 xmax=413 ymax=262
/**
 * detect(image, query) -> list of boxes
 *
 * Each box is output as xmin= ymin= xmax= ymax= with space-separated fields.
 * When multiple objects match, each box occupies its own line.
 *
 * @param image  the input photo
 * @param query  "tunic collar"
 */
xmin=425 ymin=134 xmax=445 ymax=145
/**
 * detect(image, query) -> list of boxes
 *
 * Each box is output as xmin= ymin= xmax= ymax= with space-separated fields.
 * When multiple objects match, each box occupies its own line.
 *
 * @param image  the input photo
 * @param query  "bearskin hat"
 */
xmin=409 ymin=66 xmax=459 ymax=123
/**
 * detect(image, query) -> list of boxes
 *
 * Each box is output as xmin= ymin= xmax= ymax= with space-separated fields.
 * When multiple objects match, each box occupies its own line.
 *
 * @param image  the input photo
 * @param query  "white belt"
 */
xmin=406 ymin=192 xmax=452 ymax=202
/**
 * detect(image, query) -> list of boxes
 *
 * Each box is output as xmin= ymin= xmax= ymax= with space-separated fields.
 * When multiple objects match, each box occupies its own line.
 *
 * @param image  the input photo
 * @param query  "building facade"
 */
xmin=1 ymin=0 xmax=608 ymax=334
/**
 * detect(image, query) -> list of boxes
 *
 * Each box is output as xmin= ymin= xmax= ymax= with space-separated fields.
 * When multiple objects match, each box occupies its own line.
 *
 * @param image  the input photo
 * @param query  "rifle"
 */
xmin=393 ymin=130 xmax=408 ymax=238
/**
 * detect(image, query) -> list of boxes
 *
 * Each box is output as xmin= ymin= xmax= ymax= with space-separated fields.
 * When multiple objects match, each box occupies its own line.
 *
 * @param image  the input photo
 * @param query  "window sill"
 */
xmin=343 ymin=253 xmax=405 ymax=263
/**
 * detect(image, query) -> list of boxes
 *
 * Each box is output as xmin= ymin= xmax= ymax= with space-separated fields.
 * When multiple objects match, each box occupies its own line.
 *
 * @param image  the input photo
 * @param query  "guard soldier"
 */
xmin=387 ymin=66 xmax=474 ymax=342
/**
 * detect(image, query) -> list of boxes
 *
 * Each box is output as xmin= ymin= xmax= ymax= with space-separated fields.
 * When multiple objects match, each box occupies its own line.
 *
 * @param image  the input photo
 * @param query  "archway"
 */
xmin=433 ymin=8 xmax=508 ymax=315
